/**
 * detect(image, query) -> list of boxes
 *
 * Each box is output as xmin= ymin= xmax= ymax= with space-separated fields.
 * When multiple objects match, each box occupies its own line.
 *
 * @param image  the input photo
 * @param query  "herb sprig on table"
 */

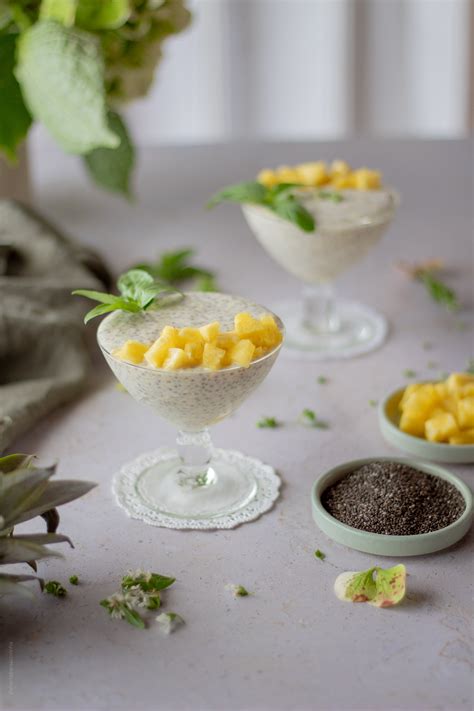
xmin=208 ymin=181 xmax=315 ymax=232
xmin=397 ymin=260 xmax=459 ymax=312
xmin=73 ymin=268 xmax=181 ymax=323
xmin=132 ymin=248 xmax=218 ymax=292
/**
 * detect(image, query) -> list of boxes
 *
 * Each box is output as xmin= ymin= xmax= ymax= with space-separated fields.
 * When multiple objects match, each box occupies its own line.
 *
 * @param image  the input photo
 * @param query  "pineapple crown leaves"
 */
xmin=72 ymin=268 xmax=183 ymax=323
xmin=0 ymin=453 xmax=96 ymax=598
xmin=207 ymin=180 xmax=315 ymax=233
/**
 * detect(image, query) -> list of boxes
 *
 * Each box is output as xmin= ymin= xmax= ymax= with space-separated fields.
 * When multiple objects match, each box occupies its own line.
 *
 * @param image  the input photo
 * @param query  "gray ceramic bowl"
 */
xmin=312 ymin=457 xmax=472 ymax=556
xmin=379 ymin=386 xmax=474 ymax=464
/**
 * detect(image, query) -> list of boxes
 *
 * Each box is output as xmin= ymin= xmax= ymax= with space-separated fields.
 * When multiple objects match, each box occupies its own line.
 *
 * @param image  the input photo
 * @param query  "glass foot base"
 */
xmin=113 ymin=448 xmax=281 ymax=530
xmin=276 ymin=298 xmax=388 ymax=360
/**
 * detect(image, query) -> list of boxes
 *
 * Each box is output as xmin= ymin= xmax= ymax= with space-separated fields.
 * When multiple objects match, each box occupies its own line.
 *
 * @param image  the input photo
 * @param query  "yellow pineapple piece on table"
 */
xmin=162 ymin=348 xmax=190 ymax=371
xmin=184 ymin=342 xmax=204 ymax=366
xmin=353 ymin=168 xmax=381 ymax=190
xmin=179 ymin=327 xmax=204 ymax=345
xmin=199 ymin=321 xmax=220 ymax=343
xmin=425 ymin=412 xmax=459 ymax=443
xmin=295 ymin=161 xmax=328 ymax=187
xmin=113 ymin=340 xmax=148 ymax=365
xmin=449 ymin=429 xmax=474 ymax=445
xmin=202 ymin=343 xmax=226 ymax=371
xmin=229 ymin=339 xmax=255 ymax=368
xmin=457 ymin=397 xmax=474 ymax=429
xmin=257 ymin=169 xmax=279 ymax=187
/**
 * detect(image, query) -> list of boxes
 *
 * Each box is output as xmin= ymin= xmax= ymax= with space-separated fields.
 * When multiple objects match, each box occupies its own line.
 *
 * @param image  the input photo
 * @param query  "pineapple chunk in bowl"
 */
xmin=379 ymin=383 xmax=474 ymax=464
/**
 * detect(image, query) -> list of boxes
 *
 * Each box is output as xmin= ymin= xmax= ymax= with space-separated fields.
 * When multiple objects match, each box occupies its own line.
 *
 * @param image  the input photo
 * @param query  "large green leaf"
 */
xmin=84 ymin=111 xmax=135 ymax=195
xmin=0 ymin=573 xmax=43 ymax=597
xmin=0 ymin=467 xmax=54 ymax=527
xmin=12 ymin=479 xmax=97 ymax=526
xmin=10 ymin=533 xmax=72 ymax=547
xmin=0 ymin=34 xmax=32 ymax=161
xmin=0 ymin=537 xmax=62 ymax=564
xmin=76 ymin=0 xmax=130 ymax=30
xmin=0 ymin=453 xmax=35 ymax=474
xmin=15 ymin=20 xmax=119 ymax=154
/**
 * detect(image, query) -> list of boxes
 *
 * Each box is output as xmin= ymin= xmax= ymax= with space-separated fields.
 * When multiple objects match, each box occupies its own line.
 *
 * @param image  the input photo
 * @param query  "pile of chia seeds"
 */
xmin=322 ymin=461 xmax=466 ymax=535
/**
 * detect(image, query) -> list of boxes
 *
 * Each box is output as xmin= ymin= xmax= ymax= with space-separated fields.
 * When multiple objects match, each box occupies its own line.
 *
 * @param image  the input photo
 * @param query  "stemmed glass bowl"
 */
xmin=242 ymin=187 xmax=398 ymax=359
xmin=97 ymin=292 xmax=284 ymax=527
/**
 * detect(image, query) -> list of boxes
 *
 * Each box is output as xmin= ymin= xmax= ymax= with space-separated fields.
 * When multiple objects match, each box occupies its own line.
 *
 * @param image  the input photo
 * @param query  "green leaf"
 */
xmin=84 ymin=111 xmax=135 ymax=196
xmin=420 ymin=271 xmax=459 ymax=312
xmin=44 ymin=579 xmax=67 ymax=597
xmin=257 ymin=417 xmax=279 ymax=429
xmin=0 ymin=466 xmax=54 ymax=526
xmin=334 ymin=565 xmax=407 ymax=608
xmin=0 ymin=537 xmax=62 ymax=564
xmin=76 ymin=0 xmax=130 ymax=30
xmin=15 ymin=20 xmax=119 ymax=154
xmin=71 ymin=289 xmax=119 ymax=305
xmin=11 ymin=533 xmax=72 ymax=547
xmin=117 ymin=269 xmax=168 ymax=309
xmin=207 ymin=181 xmax=267 ymax=208
xmin=40 ymin=0 xmax=78 ymax=26
xmin=0 ymin=573 xmax=43 ymax=598
xmin=11 ymin=479 xmax=97 ymax=527
xmin=69 ymin=574 xmax=79 ymax=585
xmin=272 ymin=196 xmax=315 ymax=232
xmin=197 ymin=274 xmax=218 ymax=292
xmin=122 ymin=605 xmax=145 ymax=629
xmin=298 ymin=409 xmax=329 ymax=429
xmin=0 ymin=453 xmax=35 ymax=474
xmin=83 ymin=302 xmax=123 ymax=324
xmin=0 ymin=34 xmax=32 ymax=161
xmin=122 ymin=571 xmax=175 ymax=592
xmin=314 ymin=549 xmax=325 ymax=560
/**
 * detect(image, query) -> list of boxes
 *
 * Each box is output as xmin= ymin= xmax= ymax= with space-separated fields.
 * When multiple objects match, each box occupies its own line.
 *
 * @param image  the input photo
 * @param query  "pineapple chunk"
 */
xmin=254 ymin=346 xmax=267 ymax=360
xmin=457 ymin=397 xmax=474 ymax=429
xmin=199 ymin=321 xmax=220 ymax=343
xmin=113 ymin=340 xmax=148 ymax=365
xmin=446 ymin=372 xmax=474 ymax=395
xmin=449 ymin=429 xmax=474 ymax=445
xmin=353 ymin=168 xmax=381 ymax=190
xmin=425 ymin=412 xmax=459 ymax=443
xmin=399 ymin=412 xmax=426 ymax=438
xmin=184 ymin=342 xmax=204 ymax=366
xmin=179 ymin=327 xmax=204 ymax=344
xmin=330 ymin=174 xmax=356 ymax=190
xmin=257 ymin=169 xmax=278 ymax=187
xmin=229 ymin=339 xmax=255 ymax=368
xmin=295 ymin=161 xmax=328 ymax=187
xmin=216 ymin=331 xmax=239 ymax=350
xmin=145 ymin=336 xmax=172 ymax=368
xmin=460 ymin=383 xmax=474 ymax=398
xmin=402 ymin=384 xmax=440 ymax=420
xmin=330 ymin=160 xmax=351 ymax=176
xmin=162 ymin=348 xmax=190 ymax=371
xmin=202 ymin=343 xmax=226 ymax=371
xmin=160 ymin=326 xmax=181 ymax=347
xmin=399 ymin=383 xmax=423 ymax=410
xmin=275 ymin=165 xmax=299 ymax=184
xmin=234 ymin=312 xmax=263 ymax=337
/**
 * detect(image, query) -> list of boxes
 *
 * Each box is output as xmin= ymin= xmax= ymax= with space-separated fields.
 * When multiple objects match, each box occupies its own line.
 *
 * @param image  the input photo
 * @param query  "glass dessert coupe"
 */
xmin=97 ymin=292 xmax=284 ymax=529
xmin=242 ymin=187 xmax=399 ymax=360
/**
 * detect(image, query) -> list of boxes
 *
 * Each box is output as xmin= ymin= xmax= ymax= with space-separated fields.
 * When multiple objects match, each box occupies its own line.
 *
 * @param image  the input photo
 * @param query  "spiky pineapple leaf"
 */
xmin=11 ymin=479 xmax=97 ymax=527
xmin=0 ymin=466 xmax=54 ymax=526
xmin=0 ymin=537 xmax=63 ymax=564
xmin=10 ymin=533 xmax=73 ymax=548
xmin=0 ymin=453 xmax=36 ymax=474
xmin=0 ymin=573 xmax=43 ymax=598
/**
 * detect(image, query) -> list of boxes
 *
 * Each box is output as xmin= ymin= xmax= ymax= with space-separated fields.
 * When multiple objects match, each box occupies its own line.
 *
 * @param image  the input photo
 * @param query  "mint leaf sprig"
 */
xmin=73 ymin=268 xmax=181 ymax=323
xmin=397 ymin=260 xmax=459 ymax=312
xmin=133 ymin=248 xmax=218 ymax=292
xmin=208 ymin=181 xmax=315 ymax=233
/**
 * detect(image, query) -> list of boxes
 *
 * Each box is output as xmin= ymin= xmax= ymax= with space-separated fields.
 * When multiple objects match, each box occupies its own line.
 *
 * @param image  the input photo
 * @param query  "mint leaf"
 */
xmin=15 ymin=20 xmax=119 ymax=154
xmin=117 ymin=269 xmax=166 ymax=309
xmin=83 ymin=302 xmax=132 ymax=324
xmin=44 ymin=580 xmax=67 ymax=597
xmin=0 ymin=34 xmax=32 ymax=161
xmin=314 ymin=549 xmax=325 ymax=560
xmin=208 ymin=181 xmax=267 ymax=208
xmin=84 ymin=111 xmax=134 ymax=195
xmin=257 ymin=417 xmax=279 ymax=429
xmin=334 ymin=567 xmax=377 ymax=603
xmin=420 ymin=271 xmax=459 ymax=312
xmin=71 ymin=289 xmax=118 ymax=305
xmin=197 ymin=274 xmax=218 ymax=292
xmin=76 ymin=0 xmax=129 ymax=30
xmin=40 ymin=0 xmax=78 ymax=26
xmin=121 ymin=571 xmax=175 ymax=593
xmin=298 ymin=409 xmax=328 ymax=429
xmin=272 ymin=196 xmax=314 ymax=232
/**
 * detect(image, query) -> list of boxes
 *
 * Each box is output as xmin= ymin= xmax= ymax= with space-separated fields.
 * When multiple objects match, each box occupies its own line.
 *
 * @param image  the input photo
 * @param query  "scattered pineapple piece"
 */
xmin=229 ymin=339 xmax=255 ymax=368
xmin=179 ymin=327 xmax=204 ymax=344
xmin=160 ymin=326 xmax=181 ymax=347
xmin=216 ymin=332 xmax=239 ymax=350
xmin=202 ymin=342 xmax=226 ymax=371
xmin=163 ymin=348 xmax=190 ymax=371
xmin=199 ymin=321 xmax=220 ymax=342
xmin=145 ymin=336 xmax=173 ymax=368
xmin=184 ymin=341 xmax=204 ymax=366
xmin=113 ymin=340 xmax=149 ymax=365
xmin=234 ymin=312 xmax=264 ymax=337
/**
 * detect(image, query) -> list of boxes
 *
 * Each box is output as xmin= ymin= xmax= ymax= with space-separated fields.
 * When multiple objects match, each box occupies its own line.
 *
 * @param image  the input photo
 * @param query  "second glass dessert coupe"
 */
xmin=97 ymin=291 xmax=284 ymax=529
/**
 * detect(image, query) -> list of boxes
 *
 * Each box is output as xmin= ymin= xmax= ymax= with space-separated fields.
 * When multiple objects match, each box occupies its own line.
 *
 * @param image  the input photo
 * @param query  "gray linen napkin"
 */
xmin=0 ymin=200 xmax=111 ymax=451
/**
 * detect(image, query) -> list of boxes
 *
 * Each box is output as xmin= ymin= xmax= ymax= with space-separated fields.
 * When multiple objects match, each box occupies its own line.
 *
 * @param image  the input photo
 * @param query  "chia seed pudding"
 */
xmin=97 ymin=292 xmax=283 ymax=431
xmin=322 ymin=461 xmax=466 ymax=535
xmin=242 ymin=188 xmax=397 ymax=283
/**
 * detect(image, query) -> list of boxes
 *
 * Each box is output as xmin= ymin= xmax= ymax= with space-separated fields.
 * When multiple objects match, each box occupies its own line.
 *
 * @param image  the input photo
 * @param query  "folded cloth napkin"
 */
xmin=0 ymin=200 xmax=111 ymax=452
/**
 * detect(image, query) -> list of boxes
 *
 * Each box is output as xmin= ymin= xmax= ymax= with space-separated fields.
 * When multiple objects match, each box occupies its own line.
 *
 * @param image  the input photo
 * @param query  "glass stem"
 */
xmin=302 ymin=283 xmax=340 ymax=334
xmin=176 ymin=429 xmax=216 ymax=487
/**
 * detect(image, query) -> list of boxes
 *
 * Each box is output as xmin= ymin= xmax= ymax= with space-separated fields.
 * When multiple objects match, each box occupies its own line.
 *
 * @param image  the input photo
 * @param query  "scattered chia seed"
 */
xmin=321 ymin=461 xmax=465 ymax=536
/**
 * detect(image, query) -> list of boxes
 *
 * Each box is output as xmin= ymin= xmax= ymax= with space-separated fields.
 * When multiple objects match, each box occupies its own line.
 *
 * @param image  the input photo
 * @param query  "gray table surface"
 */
xmin=2 ymin=139 xmax=473 ymax=711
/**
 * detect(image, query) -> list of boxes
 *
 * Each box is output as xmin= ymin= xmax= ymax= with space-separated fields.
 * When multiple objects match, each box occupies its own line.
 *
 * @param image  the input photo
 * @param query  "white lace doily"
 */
xmin=113 ymin=448 xmax=281 ymax=530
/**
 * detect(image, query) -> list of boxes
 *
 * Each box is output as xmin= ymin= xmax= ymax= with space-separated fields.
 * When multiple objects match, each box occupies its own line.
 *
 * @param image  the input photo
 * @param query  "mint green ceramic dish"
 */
xmin=379 ymin=386 xmax=474 ymax=464
xmin=311 ymin=457 xmax=472 ymax=556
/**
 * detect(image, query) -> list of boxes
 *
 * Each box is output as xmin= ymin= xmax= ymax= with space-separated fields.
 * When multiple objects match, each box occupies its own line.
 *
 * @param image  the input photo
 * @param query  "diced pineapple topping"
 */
xmin=113 ymin=312 xmax=282 ymax=371
xmin=398 ymin=372 xmax=474 ymax=445
xmin=256 ymin=160 xmax=382 ymax=191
